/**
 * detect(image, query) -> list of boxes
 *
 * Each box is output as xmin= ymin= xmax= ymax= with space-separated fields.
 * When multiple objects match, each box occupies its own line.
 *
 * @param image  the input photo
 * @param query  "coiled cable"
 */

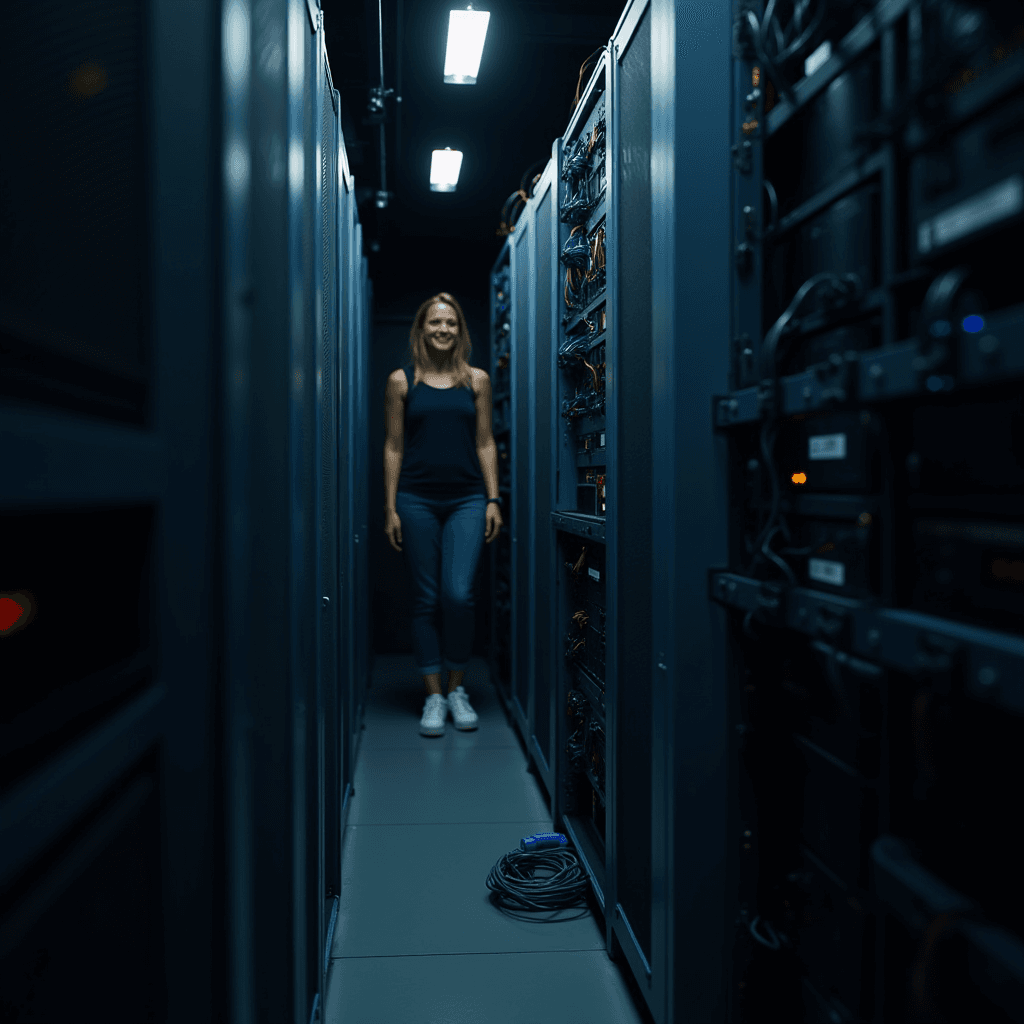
xmin=486 ymin=847 xmax=591 ymax=922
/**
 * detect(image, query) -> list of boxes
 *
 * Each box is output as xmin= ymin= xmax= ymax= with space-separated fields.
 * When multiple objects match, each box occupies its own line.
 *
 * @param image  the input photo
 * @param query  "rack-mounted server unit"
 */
xmin=718 ymin=1 xmax=1024 ymax=1021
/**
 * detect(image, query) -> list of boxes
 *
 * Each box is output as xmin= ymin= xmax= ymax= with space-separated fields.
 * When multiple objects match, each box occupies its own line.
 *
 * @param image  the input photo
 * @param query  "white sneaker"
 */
xmin=447 ymin=685 xmax=479 ymax=731
xmin=419 ymin=693 xmax=447 ymax=737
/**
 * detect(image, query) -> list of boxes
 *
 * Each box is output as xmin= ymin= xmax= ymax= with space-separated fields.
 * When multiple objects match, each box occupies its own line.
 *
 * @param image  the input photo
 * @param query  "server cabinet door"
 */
xmin=608 ymin=0 xmax=656 ymax=1011
xmin=530 ymin=155 xmax=559 ymax=792
xmin=357 ymin=255 xmax=371 ymax=717
xmin=352 ymin=234 xmax=368 ymax=732
xmin=650 ymin=1 xmax=732 ymax=1022
xmin=293 ymin=8 xmax=324 ymax=1016
xmin=343 ymin=195 xmax=361 ymax=775
xmin=336 ymin=174 xmax=354 ymax=840
xmin=316 ymin=36 xmax=342 ymax=1003
xmin=510 ymin=209 xmax=535 ymax=737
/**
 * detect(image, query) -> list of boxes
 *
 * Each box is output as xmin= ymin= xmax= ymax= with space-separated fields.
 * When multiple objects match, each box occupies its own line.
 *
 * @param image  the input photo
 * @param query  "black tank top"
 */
xmin=396 ymin=364 xmax=486 ymax=499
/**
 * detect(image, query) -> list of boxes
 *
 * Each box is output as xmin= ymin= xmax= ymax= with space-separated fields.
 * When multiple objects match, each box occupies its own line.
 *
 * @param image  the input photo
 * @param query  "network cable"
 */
xmin=570 ymin=46 xmax=605 ymax=116
xmin=497 ymin=188 xmax=527 ymax=237
xmin=486 ymin=839 xmax=591 ymax=922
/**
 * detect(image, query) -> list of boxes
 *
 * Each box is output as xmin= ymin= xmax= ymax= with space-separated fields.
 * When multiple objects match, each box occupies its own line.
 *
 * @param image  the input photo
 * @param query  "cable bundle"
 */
xmin=561 ymin=137 xmax=590 ymax=185
xmin=485 ymin=847 xmax=591 ymax=921
xmin=566 ymin=690 xmax=605 ymax=794
xmin=561 ymin=387 xmax=604 ymax=422
xmin=563 ymin=226 xmax=589 ymax=310
xmin=560 ymin=226 xmax=591 ymax=269
xmin=560 ymin=177 xmax=598 ymax=225
xmin=559 ymin=331 xmax=595 ymax=365
xmin=560 ymin=136 xmax=598 ymax=225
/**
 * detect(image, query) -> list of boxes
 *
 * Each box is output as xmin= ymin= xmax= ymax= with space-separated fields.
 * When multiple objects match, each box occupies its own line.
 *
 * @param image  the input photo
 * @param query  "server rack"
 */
xmin=0 ymin=2 xmax=370 ymax=1021
xmin=500 ymin=4 xmax=693 ymax=1021
xmin=489 ymin=241 xmax=513 ymax=707
xmin=498 ymin=1 xmax=1024 ymax=1021
xmin=714 ymin=1 xmax=1024 ymax=1022
xmin=605 ymin=4 xmax=658 ymax=1015
xmin=549 ymin=46 xmax=613 ymax=927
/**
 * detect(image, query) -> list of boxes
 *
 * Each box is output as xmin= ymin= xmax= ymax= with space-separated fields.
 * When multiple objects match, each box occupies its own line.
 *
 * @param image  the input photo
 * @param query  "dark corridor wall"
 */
xmin=369 ymin=290 xmax=493 ymax=665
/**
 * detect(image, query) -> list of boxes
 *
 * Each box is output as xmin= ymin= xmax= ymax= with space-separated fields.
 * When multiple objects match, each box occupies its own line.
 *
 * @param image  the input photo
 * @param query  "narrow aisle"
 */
xmin=323 ymin=654 xmax=648 ymax=1024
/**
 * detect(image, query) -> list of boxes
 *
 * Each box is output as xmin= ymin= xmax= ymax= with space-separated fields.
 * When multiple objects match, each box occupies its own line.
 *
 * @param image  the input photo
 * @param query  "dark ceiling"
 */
xmin=324 ymin=0 xmax=625 ymax=311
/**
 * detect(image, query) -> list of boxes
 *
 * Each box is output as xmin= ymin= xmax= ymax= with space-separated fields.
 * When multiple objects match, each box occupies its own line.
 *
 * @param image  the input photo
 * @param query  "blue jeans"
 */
xmin=394 ymin=490 xmax=487 ymax=676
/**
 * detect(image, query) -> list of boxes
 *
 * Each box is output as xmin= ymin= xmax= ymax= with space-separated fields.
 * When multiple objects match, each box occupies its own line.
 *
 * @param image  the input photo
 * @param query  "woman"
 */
xmin=383 ymin=292 xmax=504 ymax=736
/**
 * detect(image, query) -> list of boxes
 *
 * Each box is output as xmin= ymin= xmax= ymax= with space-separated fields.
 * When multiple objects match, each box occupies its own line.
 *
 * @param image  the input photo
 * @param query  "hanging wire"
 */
xmin=570 ymin=46 xmax=605 ymax=114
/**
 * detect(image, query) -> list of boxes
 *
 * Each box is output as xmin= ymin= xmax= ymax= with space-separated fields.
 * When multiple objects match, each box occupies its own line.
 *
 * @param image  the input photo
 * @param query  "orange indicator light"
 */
xmin=792 ymin=472 xmax=807 ymax=485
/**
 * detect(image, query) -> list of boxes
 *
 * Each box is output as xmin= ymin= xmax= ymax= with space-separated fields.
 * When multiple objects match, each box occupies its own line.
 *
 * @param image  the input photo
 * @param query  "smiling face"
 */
xmin=424 ymin=301 xmax=459 ymax=353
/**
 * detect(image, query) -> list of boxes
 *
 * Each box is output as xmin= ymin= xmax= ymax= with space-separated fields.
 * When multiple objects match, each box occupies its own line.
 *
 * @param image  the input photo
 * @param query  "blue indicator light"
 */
xmin=962 ymin=314 xmax=985 ymax=333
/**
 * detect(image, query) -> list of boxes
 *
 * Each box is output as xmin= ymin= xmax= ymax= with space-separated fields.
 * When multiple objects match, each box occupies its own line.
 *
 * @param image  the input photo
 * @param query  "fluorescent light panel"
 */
xmin=444 ymin=9 xmax=490 ymax=84
xmin=430 ymin=148 xmax=464 ymax=192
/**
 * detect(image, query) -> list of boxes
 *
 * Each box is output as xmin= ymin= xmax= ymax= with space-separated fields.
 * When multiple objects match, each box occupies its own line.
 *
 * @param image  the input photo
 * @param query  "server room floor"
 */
xmin=323 ymin=653 xmax=648 ymax=1024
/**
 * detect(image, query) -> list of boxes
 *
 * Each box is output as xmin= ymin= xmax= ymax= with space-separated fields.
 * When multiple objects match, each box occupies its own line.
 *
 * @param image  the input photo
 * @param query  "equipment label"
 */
xmin=808 ymin=433 xmax=847 ymax=460
xmin=804 ymin=39 xmax=832 ymax=78
xmin=588 ymin=567 xmax=601 ymax=581
xmin=809 ymin=558 xmax=845 ymax=587
xmin=918 ymin=174 xmax=1024 ymax=254
xmin=600 ymin=432 xmax=605 ymax=447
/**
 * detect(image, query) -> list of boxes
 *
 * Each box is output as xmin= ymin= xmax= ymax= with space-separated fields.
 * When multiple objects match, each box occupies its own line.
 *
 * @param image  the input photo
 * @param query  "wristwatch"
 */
xmin=487 ymin=497 xmax=502 ymax=508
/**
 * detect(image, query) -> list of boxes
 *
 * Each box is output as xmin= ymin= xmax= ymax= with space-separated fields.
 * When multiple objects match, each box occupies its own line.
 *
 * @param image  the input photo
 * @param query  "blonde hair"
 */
xmin=408 ymin=292 xmax=474 ymax=390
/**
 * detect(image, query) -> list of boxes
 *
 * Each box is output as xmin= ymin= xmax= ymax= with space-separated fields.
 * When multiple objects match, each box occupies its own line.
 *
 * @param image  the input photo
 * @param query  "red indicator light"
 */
xmin=0 ymin=592 xmax=35 ymax=636
xmin=0 ymin=597 xmax=22 ymax=631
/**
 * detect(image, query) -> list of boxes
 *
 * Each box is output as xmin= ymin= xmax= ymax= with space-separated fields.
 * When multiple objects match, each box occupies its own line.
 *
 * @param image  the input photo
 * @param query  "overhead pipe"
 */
xmin=368 ymin=0 xmax=393 ymax=208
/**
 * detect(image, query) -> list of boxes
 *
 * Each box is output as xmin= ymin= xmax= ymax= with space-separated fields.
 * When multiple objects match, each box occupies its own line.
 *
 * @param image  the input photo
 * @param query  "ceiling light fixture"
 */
xmin=444 ymin=5 xmax=490 ymax=85
xmin=430 ymin=148 xmax=464 ymax=192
